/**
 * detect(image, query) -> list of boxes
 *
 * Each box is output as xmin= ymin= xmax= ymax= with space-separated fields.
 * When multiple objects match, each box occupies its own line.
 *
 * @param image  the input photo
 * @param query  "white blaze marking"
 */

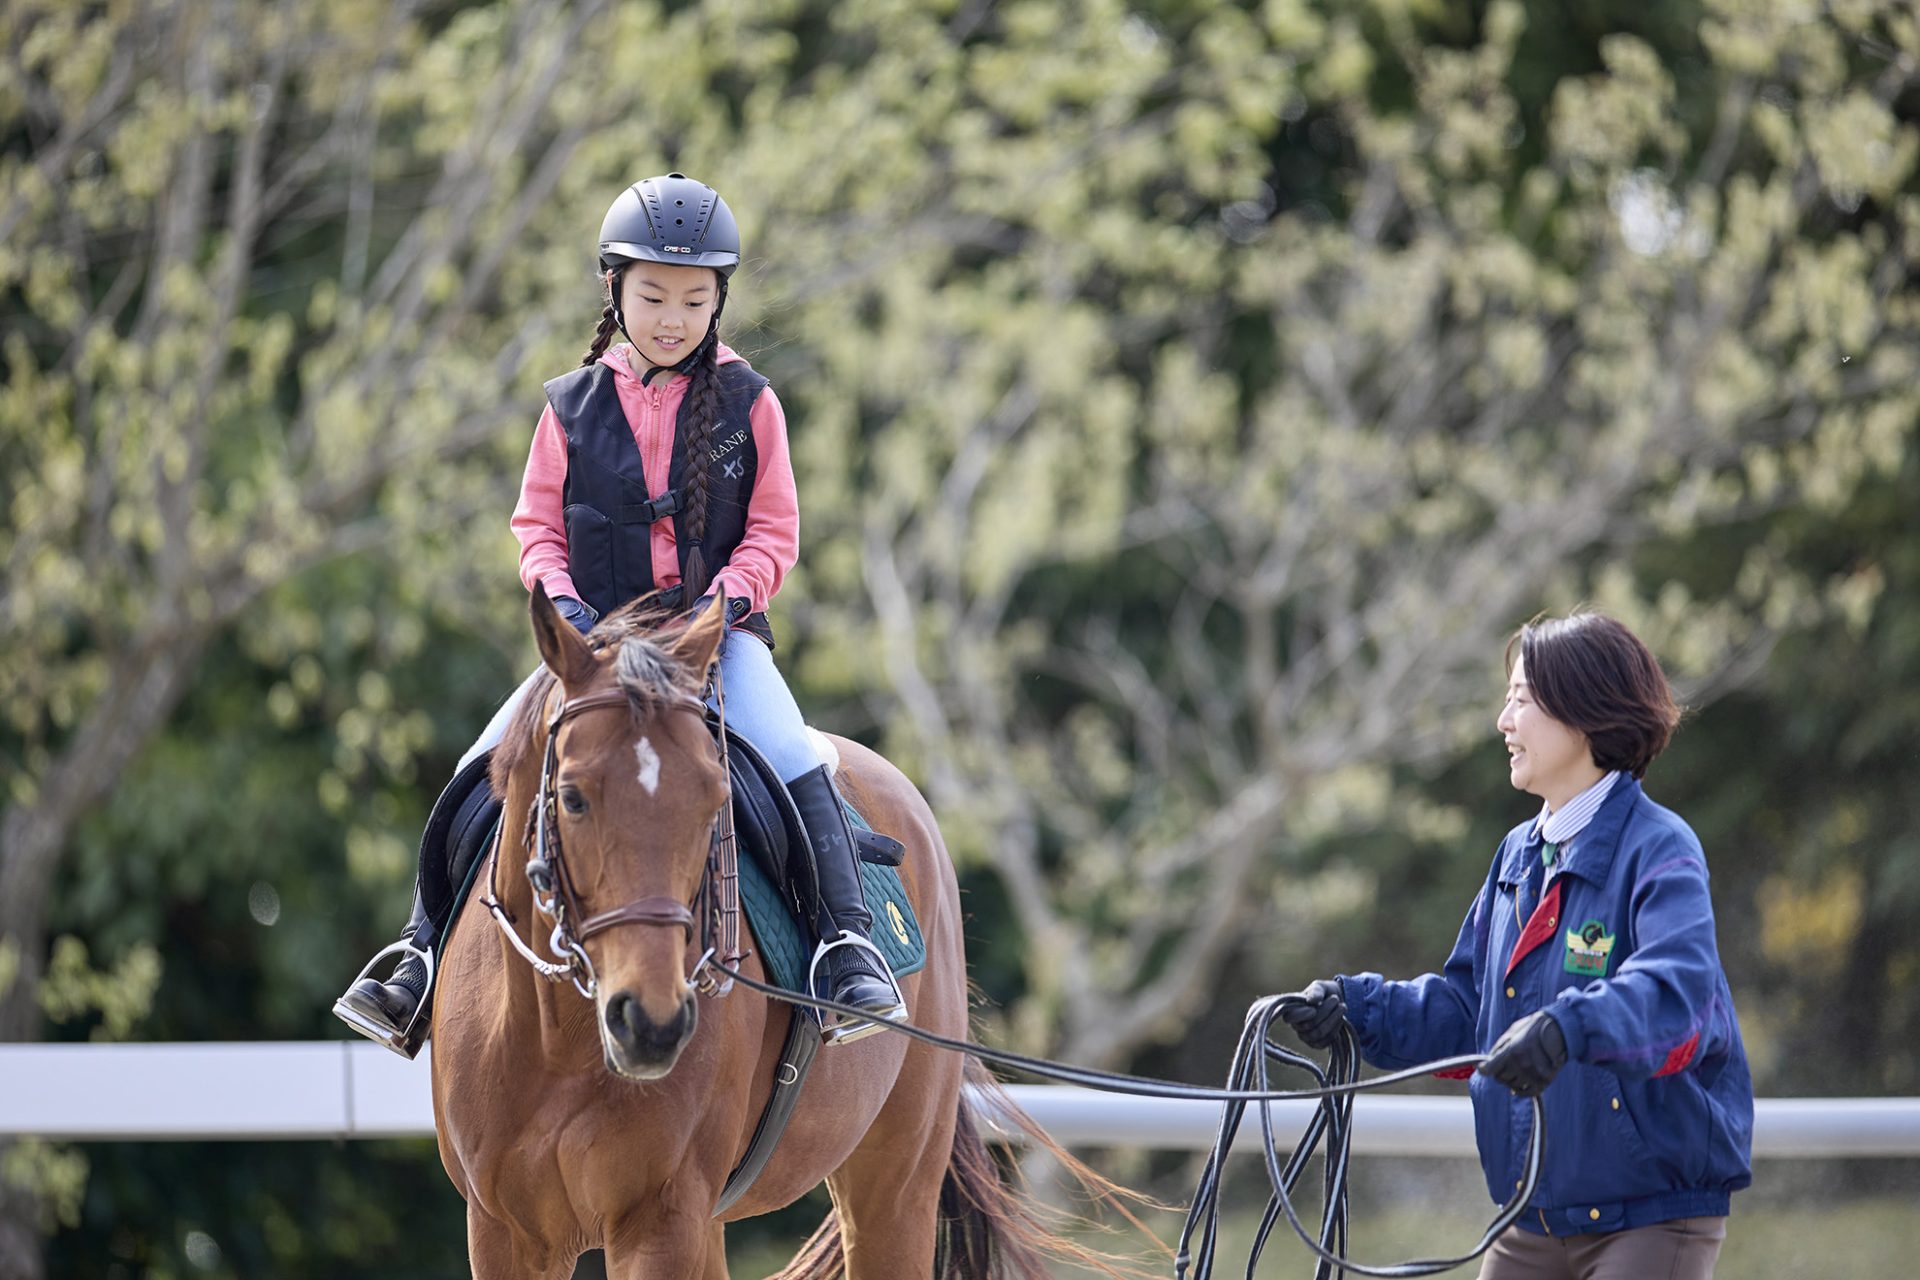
xmin=634 ymin=737 xmax=662 ymax=795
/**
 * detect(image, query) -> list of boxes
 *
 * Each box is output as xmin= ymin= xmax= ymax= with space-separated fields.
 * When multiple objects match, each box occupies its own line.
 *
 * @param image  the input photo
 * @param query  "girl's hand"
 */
xmin=554 ymin=595 xmax=598 ymax=636
xmin=693 ymin=594 xmax=750 ymax=625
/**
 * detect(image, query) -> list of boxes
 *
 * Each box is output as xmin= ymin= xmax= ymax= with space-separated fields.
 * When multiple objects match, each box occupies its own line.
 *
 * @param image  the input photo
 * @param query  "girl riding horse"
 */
xmin=337 ymin=174 xmax=904 ymax=1049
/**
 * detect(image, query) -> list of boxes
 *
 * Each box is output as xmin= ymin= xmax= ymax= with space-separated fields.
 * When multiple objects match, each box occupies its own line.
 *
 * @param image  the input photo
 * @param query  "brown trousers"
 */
xmin=1477 ymin=1216 xmax=1727 ymax=1280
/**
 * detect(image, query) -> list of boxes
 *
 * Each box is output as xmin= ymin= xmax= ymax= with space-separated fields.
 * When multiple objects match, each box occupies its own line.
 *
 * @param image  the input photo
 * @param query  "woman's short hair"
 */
xmin=1505 ymin=612 xmax=1682 ymax=778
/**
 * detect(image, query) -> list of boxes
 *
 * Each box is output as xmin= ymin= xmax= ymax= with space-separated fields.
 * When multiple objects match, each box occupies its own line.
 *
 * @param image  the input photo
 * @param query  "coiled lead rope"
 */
xmin=1176 ymin=992 xmax=1542 ymax=1278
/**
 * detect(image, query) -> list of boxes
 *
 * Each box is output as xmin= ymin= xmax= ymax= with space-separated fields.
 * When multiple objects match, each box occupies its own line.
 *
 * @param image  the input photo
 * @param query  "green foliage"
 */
xmin=0 ymin=0 xmax=1915 ymax=1274
xmin=37 ymin=937 xmax=160 ymax=1040
xmin=0 ymin=1142 xmax=85 ymax=1235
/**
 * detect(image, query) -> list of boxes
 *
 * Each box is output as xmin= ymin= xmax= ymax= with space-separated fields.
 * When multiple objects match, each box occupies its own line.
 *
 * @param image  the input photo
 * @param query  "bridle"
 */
xmin=482 ymin=672 xmax=744 ymax=1001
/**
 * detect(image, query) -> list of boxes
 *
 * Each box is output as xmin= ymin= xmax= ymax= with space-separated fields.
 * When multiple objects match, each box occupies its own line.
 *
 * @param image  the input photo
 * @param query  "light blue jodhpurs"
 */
xmin=456 ymin=630 xmax=818 ymax=783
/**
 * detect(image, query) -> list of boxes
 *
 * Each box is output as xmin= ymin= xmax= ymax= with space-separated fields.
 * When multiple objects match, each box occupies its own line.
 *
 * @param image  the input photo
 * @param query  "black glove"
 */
xmin=1480 ymin=1010 xmax=1568 ymax=1097
xmin=693 ymin=594 xmax=750 ymax=625
xmin=553 ymin=595 xmax=597 ymax=636
xmin=1280 ymin=979 xmax=1346 ymax=1050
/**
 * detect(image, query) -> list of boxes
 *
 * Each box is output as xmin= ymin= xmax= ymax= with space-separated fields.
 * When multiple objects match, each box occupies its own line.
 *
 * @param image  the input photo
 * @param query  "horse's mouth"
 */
xmin=598 ymin=989 xmax=698 ymax=1080
xmin=602 ymin=1044 xmax=684 ymax=1081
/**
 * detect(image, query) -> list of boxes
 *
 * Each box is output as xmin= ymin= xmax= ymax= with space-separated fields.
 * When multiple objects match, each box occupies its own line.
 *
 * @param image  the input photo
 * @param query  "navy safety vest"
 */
xmin=542 ymin=359 xmax=776 ymax=647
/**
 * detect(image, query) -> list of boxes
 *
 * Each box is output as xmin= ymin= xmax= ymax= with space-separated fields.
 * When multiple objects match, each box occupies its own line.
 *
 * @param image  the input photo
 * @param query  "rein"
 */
xmin=482 ymin=672 xmax=744 ymax=1000
xmin=708 ymin=958 xmax=1543 ymax=1279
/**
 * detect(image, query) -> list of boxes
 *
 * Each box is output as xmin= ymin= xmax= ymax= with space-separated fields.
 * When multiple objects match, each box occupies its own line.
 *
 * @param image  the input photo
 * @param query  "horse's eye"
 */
xmin=559 ymin=786 xmax=588 ymax=815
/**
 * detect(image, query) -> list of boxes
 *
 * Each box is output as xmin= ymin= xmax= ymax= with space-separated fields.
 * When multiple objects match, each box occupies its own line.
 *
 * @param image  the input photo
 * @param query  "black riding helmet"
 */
xmin=598 ymin=173 xmax=741 ymax=276
xmin=598 ymin=174 xmax=739 ymax=381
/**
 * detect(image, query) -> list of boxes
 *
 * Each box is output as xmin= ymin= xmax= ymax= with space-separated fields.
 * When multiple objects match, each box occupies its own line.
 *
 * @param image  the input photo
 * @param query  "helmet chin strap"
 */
xmin=609 ymin=268 xmax=729 ymax=386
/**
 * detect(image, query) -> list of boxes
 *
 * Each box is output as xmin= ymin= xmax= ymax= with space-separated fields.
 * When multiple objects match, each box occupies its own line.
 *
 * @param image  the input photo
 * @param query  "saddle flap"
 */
xmin=416 ymin=752 xmax=500 ymax=936
xmin=720 ymin=724 xmax=819 ymax=920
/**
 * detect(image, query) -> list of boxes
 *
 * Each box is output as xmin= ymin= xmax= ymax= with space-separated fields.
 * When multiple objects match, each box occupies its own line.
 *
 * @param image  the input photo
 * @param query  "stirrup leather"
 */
xmin=806 ymin=932 xmax=907 ymax=1046
xmin=332 ymin=939 xmax=436 ymax=1059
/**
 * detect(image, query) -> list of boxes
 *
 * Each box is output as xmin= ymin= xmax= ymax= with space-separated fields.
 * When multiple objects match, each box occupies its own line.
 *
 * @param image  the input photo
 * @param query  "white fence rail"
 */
xmin=3 ymin=1042 xmax=1918 ymax=1158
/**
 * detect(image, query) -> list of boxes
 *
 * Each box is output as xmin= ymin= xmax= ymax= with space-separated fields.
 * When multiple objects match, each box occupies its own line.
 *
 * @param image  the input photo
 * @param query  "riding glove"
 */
xmin=693 ymin=594 xmax=751 ymax=625
xmin=553 ymin=595 xmax=598 ymax=636
xmin=1280 ymin=979 xmax=1346 ymax=1050
xmin=1480 ymin=1010 xmax=1568 ymax=1097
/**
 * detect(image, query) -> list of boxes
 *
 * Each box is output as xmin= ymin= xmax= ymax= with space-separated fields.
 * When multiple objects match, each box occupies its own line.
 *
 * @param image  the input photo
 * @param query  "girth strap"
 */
xmin=712 ymin=1005 xmax=822 ymax=1216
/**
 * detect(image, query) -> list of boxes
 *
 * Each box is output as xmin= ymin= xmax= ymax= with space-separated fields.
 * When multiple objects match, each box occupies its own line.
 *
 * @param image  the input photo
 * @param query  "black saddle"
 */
xmin=414 ymin=752 xmax=503 ymax=954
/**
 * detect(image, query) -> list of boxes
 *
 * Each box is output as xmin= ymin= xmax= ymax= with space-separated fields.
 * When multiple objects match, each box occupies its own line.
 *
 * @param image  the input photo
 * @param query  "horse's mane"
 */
xmin=488 ymin=595 xmax=706 ymax=798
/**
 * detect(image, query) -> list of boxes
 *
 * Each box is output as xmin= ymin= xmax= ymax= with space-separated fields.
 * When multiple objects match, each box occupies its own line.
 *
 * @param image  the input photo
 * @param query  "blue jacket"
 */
xmin=1340 ymin=776 xmax=1752 ymax=1235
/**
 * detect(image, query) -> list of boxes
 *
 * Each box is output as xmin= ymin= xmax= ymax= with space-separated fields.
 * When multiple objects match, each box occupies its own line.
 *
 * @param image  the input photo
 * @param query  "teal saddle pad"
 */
xmin=736 ymin=803 xmax=926 ymax=994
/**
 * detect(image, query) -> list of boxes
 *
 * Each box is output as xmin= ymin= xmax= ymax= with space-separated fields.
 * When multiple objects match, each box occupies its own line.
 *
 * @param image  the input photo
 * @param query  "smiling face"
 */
xmin=1497 ymin=652 xmax=1603 ymax=812
xmin=615 ymin=262 xmax=719 ymax=371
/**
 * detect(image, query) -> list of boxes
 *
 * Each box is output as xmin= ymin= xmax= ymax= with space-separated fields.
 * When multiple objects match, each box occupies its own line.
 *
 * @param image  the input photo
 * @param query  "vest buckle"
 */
xmin=625 ymin=489 xmax=682 ymax=524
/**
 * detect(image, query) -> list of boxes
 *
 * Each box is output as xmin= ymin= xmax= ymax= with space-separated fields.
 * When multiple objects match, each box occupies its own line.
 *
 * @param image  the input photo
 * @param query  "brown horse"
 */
xmin=430 ymin=589 xmax=1122 ymax=1278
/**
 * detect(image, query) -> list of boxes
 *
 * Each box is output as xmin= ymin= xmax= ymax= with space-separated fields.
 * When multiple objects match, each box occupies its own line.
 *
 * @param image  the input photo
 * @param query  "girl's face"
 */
xmin=616 ymin=263 xmax=720 ymax=370
xmin=1497 ymin=653 xmax=1600 ymax=811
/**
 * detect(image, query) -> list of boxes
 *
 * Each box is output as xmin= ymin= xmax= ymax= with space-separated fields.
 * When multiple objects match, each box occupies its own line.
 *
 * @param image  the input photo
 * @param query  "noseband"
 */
xmin=482 ymin=678 xmax=743 ymax=1000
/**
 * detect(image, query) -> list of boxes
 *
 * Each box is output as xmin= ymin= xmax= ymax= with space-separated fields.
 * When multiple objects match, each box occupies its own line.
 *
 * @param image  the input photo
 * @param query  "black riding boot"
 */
xmin=334 ymin=889 xmax=432 ymax=1048
xmin=787 ymin=765 xmax=907 ymax=1042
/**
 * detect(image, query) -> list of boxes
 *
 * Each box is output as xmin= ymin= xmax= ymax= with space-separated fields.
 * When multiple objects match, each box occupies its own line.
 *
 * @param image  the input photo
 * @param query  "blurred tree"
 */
xmin=38 ymin=582 xmax=500 ymax=1275
xmin=1665 ymin=444 xmax=1920 ymax=1099
xmin=2 ymin=0 xmax=1915 ymax=1274
xmin=769 ymin=0 xmax=1919 ymax=1069
xmin=0 ymin=0 xmax=629 ymax=1269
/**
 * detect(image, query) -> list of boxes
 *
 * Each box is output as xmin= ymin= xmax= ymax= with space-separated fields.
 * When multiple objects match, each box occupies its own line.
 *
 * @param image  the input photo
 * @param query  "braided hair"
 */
xmin=675 ymin=330 xmax=726 ymax=602
xmin=580 ymin=273 xmax=621 ymax=367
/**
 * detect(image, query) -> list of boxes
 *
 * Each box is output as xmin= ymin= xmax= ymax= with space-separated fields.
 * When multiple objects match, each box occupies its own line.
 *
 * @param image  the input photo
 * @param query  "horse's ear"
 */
xmin=532 ymin=582 xmax=596 ymax=690
xmin=669 ymin=597 xmax=727 ymax=690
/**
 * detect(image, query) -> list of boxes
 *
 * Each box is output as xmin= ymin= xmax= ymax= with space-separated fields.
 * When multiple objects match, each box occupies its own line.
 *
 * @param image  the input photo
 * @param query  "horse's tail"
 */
xmin=772 ymin=1057 xmax=1163 ymax=1280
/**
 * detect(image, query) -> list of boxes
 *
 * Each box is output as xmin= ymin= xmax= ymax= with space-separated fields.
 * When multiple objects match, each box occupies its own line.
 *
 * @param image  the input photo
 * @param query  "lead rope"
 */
xmin=1175 ymin=994 xmax=1543 ymax=1278
xmin=707 ymin=959 xmax=1542 ymax=1278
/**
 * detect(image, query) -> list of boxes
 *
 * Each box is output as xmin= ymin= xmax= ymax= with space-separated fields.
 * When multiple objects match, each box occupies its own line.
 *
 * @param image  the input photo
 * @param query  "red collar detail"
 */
xmin=1506 ymin=879 xmax=1564 ymax=977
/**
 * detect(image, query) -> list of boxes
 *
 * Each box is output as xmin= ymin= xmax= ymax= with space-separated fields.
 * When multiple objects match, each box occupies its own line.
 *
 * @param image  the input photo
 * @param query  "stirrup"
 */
xmin=331 ymin=939 xmax=435 ymax=1060
xmin=807 ymin=933 xmax=907 ymax=1047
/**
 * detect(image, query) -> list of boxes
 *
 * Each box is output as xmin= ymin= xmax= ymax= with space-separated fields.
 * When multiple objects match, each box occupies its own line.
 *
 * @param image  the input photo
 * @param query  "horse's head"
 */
xmin=515 ymin=584 xmax=728 ymax=1080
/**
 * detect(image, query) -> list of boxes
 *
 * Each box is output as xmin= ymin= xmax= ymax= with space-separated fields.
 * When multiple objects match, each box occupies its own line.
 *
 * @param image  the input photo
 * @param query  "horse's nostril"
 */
xmin=603 ymin=991 xmax=696 ymax=1063
xmin=606 ymin=992 xmax=637 ymax=1037
xmin=672 ymin=998 xmax=696 ymax=1039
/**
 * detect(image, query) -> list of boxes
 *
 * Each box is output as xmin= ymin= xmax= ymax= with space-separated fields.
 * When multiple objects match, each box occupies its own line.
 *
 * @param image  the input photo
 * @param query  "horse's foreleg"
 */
xmin=603 ymin=1214 xmax=728 ymax=1280
xmin=698 ymin=1221 xmax=731 ymax=1280
xmin=467 ymin=1207 xmax=572 ymax=1280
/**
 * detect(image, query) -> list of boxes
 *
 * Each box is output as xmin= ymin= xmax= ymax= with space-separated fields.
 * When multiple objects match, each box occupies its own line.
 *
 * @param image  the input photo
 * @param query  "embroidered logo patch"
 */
xmin=1563 ymin=919 xmax=1615 ymax=976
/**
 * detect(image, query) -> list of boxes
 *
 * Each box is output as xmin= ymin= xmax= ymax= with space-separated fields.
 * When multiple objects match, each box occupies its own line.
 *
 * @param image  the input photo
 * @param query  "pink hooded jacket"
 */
xmin=510 ymin=342 xmax=799 ymax=614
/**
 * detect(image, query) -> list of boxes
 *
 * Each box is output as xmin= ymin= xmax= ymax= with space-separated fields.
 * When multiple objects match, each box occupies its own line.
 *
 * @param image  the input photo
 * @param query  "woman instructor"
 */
xmin=1284 ymin=612 xmax=1753 ymax=1279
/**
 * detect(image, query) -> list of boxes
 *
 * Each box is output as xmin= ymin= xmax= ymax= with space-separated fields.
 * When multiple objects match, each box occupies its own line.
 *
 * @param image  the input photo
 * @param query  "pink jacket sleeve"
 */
xmin=510 ymin=404 xmax=582 ymax=602
xmin=708 ymin=386 xmax=799 ymax=613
